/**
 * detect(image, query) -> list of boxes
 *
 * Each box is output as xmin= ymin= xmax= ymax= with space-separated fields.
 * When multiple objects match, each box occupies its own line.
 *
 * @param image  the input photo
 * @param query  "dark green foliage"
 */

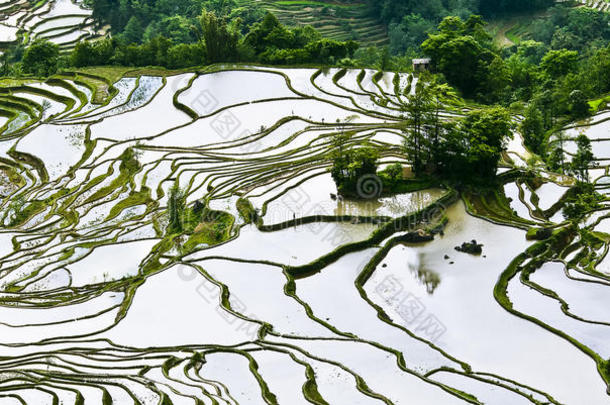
xmin=526 ymin=227 xmax=553 ymax=241
xmin=562 ymin=182 xmax=604 ymax=221
xmin=570 ymin=134 xmax=597 ymax=183
xmin=421 ymin=16 xmax=507 ymax=100
xmin=71 ymin=39 xmax=116 ymax=67
xmin=540 ymin=49 xmax=578 ymax=78
xmin=530 ymin=6 xmax=610 ymax=53
xmin=547 ymin=146 xmax=565 ymax=173
xmin=198 ymin=10 xmax=239 ymax=63
xmin=568 ymin=90 xmax=589 ymax=119
xmin=409 ymin=6 xmax=610 ymax=116
xmin=478 ymin=0 xmax=553 ymax=16
xmin=201 ymin=0 xmax=236 ymax=16
xmin=331 ymin=146 xmax=379 ymax=197
xmin=22 ymin=40 xmax=59 ymax=76
xmin=246 ymin=13 xmax=358 ymax=65
xmin=532 ymin=90 xmax=555 ymax=130
xmin=583 ymin=46 xmax=610 ymax=97
xmin=547 ymin=131 xmax=567 ymax=173
xmin=59 ymin=8 xmax=357 ymax=70
xmin=144 ymin=15 xmax=197 ymax=43
xmin=384 ymin=163 xmax=403 ymax=182
xmin=165 ymin=43 xmax=206 ymax=69
xmin=397 ymin=76 xmax=512 ymax=184
xmin=520 ymin=103 xmax=545 ymax=155
xmin=499 ymin=6 xmax=610 ymax=116
xmin=366 ymin=0 xmax=552 ymax=56
xmin=388 ymin=14 xmax=435 ymax=55
xmin=366 ymin=0 xmax=551 ymax=25
xmin=85 ymin=0 xmax=207 ymax=36
xmin=437 ymin=106 xmax=514 ymax=182
xmin=402 ymin=80 xmax=436 ymax=173
xmin=122 ymin=16 xmax=145 ymax=44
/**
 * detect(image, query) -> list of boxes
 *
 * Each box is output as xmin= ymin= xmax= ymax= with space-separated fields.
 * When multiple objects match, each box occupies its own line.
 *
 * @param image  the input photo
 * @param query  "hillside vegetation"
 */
xmin=235 ymin=0 xmax=388 ymax=46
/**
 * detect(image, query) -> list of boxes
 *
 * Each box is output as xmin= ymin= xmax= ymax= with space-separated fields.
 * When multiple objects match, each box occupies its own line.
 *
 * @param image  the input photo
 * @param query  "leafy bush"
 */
xmin=562 ymin=182 xmax=604 ymax=221
xmin=331 ymin=146 xmax=379 ymax=197
xmin=384 ymin=163 xmax=403 ymax=182
xmin=22 ymin=40 xmax=59 ymax=76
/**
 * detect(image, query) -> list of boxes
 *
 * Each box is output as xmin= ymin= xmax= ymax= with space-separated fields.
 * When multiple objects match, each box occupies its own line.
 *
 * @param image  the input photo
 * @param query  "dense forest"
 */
xmin=365 ymin=0 xmax=555 ymax=53
xmin=367 ymin=0 xmax=554 ymax=23
xmin=81 ymin=0 xmax=558 ymax=56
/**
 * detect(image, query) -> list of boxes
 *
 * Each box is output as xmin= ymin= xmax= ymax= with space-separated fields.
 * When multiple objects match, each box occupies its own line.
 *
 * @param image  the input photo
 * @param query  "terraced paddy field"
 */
xmin=235 ymin=0 xmax=387 ymax=46
xmin=488 ymin=1 xmax=610 ymax=48
xmin=579 ymin=0 xmax=610 ymax=12
xmin=0 ymin=65 xmax=608 ymax=404
xmin=0 ymin=0 xmax=106 ymax=52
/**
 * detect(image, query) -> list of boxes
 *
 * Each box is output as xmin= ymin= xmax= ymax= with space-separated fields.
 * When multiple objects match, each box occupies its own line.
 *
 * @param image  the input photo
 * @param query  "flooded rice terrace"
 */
xmin=0 ymin=65 xmax=609 ymax=405
xmin=0 ymin=0 xmax=104 ymax=51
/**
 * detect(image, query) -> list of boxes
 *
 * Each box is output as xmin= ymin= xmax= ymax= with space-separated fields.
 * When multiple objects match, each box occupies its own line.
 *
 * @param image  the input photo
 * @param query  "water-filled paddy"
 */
xmin=0 ymin=66 xmax=608 ymax=404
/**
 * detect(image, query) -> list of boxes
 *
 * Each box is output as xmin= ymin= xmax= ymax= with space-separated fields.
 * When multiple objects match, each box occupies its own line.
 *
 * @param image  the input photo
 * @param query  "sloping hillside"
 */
xmin=236 ymin=0 xmax=388 ymax=46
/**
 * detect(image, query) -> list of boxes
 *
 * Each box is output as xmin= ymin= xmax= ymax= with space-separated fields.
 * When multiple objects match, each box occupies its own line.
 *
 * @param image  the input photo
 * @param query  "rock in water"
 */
xmin=455 ymin=240 xmax=483 ymax=255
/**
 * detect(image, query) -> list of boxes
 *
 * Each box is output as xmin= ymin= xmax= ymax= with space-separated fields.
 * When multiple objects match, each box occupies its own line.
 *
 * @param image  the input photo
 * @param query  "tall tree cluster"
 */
xmin=65 ymin=10 xmax=357 ymax=70
xmin=402 ymin=77 xmax=514 ymax=183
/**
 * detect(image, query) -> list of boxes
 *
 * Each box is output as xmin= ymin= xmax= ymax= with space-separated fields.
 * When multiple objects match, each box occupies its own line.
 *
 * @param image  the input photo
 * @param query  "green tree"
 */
xmin=540 ymin=49 xmax=579 ymax=78
xmin=122 ymin=16 xmax=145 ymax=44
xmin=569 ymin=90 xmax=589 ymax=118
xmin=243 ymin=12 xmax=282 ymax=54
xmin=166 ymin=43 xmax=205 ymax=68
xmin=438 ymin=106 xmax=514 ymax=181
xmin=520 ymin=103 xmax=545 ymax=155
xmin=305 ymin=39 xmax=358 ymax=64
xmin=583 ymin=45 xmax=610 ymax=96
xmin=547 ymin=131 xmax=567 ymax=173
xmin=145 ymin=16 xmax=197 ymax=44
xmin=198 ymin=10 xmax=239 ymax=63
xmin=421 ymin=16 xmax=503 ymax=99
xmin=570 ymin=134 xmax=596 ymax=182
xmin=563 ymin=182 xmax=603 ymax=221
xmin=388 ymin=13 xmax=434 ymax=54
xmin=533 ymin=89 xmax=555 ymax=129
xmin=71 ymin=41 xmax=96 ymax=67
xmin=331 ymin=146 xmax=379 ymax=197
xmin=71 ymin=39 xmax=115 ymax=67
xmin=403 ymin=80 xmax=434 ymax=174
xmin=168 ymin=184 xmax=186 ymax=233
xmin=0 ymin=52 xmax=9 ymax=76
xmin=547 ymin=146 xmax=565 ymax=173
xmin=22 ymin=40 xmax=60 ymax=76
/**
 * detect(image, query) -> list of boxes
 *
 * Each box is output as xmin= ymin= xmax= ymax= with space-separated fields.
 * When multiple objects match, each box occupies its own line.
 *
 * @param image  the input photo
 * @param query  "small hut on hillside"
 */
xmin=412 ymin=58 xmax=431 ymax=72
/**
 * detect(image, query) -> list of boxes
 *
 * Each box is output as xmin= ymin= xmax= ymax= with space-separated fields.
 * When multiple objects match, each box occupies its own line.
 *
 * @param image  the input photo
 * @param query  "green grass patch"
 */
xmin=105 ymin=187 xmax=155 ymax=222
xmin=237 ymin=197 xmax=258 ymax=224
xmin=182 ymin=210 xmax=235 ymax=252
xmin=589 ymin=94 xmax=610 ymax=112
